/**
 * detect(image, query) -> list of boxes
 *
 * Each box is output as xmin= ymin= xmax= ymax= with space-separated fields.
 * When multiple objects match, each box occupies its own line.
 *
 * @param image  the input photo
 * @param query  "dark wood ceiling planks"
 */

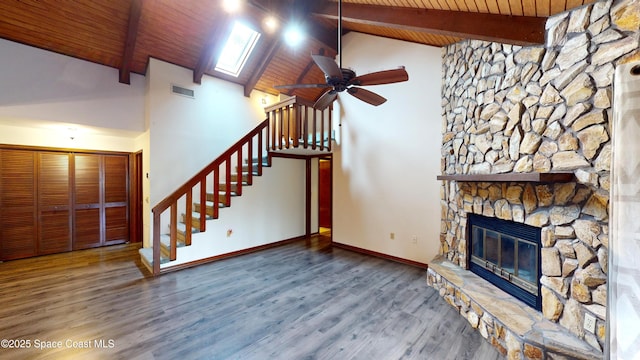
xmin=0 ymin=0 xmax=598 ymax=102
xmin=0 ymin=0 xmax=130 ymax=69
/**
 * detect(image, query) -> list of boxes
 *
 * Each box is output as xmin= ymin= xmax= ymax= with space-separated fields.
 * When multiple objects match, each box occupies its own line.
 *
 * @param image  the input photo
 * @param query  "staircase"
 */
xmin=140 ymin=96 xmax=333 ymax=276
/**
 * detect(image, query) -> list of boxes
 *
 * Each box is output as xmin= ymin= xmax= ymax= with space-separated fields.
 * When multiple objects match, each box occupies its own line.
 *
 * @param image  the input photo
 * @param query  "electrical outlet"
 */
xmin=390 ymin=232 xmax=395 ymax=240
xmin=583 ymin=313 xmax=596 ymax=334
xmin=412 ymin=235 xmax=418 ymax=244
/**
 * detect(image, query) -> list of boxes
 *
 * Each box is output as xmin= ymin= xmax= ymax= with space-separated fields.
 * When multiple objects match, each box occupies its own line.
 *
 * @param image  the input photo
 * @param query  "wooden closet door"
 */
xmin=318 ymin=159 xmax=331 ymax=229
xmin=104 ymin=155 xmax=129 ymax=245
xmin=0 ymin=150 xmax=37 ymax=260
xmin=38 ymin=152 xmax=71 ymax=255
xmin=73 ymin=154 xmax=102 ymax=250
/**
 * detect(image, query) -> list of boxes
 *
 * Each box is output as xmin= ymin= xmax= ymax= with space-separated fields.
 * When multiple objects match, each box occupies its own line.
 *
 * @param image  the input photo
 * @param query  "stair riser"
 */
xmin=160 ymin=245 xmax=170 ymax=258
xmin=181 ymin=214 xmax=203 ymax=229
xmin=193 ymin=203 xmax=223 ymax=218
xmin=231 ymin=174 xmax=250 ymax=183
xmin=206 ymin=193 xmax=229 ymax=203
xmin=194 ymin=203 xmax=213 ymax=217
xmin=160 ymin=238 xmax=185 ymax=257
xmin=237 ymin=163 xmax=268 ymax=172
xmin=219 ymin=184 xmax=239 ymax=193
xmin=246 ymin=157 xmax=269 ymax=165
xmin=140 ymin=255 xmax=154 ymax=273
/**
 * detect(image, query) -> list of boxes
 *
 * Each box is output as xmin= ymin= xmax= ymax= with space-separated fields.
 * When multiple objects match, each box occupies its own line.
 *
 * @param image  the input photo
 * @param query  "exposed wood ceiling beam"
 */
xmin=306 ymin=21 xmax=338 ymax=51
xmin=244 ymin=37 xmax=282 ymax=97
xmin=193 ymin=16 xmax=233 ymax=84
xmin=119 ymin=0 xmax=142 ymax=84
xmin=312 ymin=3 xmax=546 ymax=46
xmin=287 ymin=48 xmax=325 ymax=97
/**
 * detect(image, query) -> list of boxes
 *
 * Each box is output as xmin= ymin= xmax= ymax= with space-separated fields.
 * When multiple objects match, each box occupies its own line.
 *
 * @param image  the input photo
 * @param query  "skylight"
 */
xmin=215 ymin=22 xmax=260 ymax=77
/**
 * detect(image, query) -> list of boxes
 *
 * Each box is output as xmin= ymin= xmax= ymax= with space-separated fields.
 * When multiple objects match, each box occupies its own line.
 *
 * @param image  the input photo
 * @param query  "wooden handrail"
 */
xmin=149 ymin=96 xmax=333 ymax=276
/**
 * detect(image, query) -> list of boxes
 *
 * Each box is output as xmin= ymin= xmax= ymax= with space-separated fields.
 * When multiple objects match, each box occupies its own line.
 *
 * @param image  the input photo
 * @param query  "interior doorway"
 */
xmin=318 ymin=158 xmax=332 ymax=236
xmin=130 ymin=151 xmax=143 ymax=243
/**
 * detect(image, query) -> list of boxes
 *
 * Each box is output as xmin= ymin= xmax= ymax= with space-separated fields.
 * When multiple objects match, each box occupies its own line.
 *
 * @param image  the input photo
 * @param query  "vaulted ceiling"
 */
xmin=0 ymin=0 xmax=597 ymax=103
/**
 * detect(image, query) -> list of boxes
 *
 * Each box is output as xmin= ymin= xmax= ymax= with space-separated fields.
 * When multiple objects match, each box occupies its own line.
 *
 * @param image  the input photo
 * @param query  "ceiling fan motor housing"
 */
xmin=326 ymin=68 xmax=356 ymax=92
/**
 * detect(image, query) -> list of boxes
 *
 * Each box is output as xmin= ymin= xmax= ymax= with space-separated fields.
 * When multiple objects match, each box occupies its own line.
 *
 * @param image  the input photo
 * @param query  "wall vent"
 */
xmin=171 ymin=84 xmax=195 ymax=99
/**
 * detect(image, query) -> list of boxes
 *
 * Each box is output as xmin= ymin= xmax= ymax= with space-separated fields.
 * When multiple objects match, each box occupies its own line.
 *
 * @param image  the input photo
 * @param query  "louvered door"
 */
xmin=104 ymin=155 xmax=128 ymax=245
xmin=73 ymin=154 xmax=102 ymax=250
xmin=37 ymin=152 xmax=72 ymax=255
xmin=73 ymin=154 xmax=129 ymax=249
xmin=0 ymin=150 xmax=37 ymax=260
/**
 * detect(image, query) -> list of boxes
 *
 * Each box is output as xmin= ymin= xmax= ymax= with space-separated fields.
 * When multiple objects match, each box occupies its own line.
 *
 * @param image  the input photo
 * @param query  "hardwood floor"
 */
xmin=0 ymin=236 xmax=503 ymax=360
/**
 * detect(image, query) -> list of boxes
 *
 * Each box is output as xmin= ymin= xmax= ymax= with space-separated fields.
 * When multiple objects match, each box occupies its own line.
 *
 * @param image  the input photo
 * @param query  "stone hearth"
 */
xmin=433 ymin=0 xmax=640 ymax=357
xmin=427 ymin=257 xmax=601 ymax=359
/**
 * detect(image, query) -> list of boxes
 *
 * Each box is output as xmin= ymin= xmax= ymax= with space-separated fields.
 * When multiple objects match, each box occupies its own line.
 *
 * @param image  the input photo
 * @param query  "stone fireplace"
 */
xmin=426 ymin=0 xmax=640 ymax=358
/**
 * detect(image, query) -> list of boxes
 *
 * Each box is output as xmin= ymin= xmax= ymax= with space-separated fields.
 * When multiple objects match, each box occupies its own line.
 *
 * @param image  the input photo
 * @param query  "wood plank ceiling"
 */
xmin=0 ymin=0 xmax=597 ymax=103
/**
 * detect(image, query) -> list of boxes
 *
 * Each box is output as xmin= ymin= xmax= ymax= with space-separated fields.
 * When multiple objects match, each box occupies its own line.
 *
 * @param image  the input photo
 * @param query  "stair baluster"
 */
xmin=236 ymin=146 xmax=243 ymax=196
xmin=170 ymin=203 xmax=177 ymax=261
xmin=185 ymin=191 xmax=193 ymax=246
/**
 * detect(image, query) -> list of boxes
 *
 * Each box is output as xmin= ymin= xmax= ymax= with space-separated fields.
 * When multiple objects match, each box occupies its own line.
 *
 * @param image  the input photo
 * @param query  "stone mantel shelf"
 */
xmin=437 ymin=172 xmax=574 ymax=183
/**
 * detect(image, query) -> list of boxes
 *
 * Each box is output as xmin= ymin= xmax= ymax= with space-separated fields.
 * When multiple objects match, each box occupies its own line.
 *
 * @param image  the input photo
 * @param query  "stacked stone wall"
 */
xmin=439 ymin=0 xmax=639 ymax=350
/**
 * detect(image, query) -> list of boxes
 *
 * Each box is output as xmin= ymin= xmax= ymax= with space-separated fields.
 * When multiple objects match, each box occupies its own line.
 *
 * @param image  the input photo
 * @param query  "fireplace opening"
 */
xmin=467 ymin=214 xmax=542 ymax=310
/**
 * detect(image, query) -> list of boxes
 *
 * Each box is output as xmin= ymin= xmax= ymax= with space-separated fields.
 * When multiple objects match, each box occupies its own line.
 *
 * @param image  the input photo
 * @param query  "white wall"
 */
xmin=135 ymin=130 xmax=151 ymax=247
xmin=0 ymin=122 xmax=141 ymax=152
xmin=0 ymin=38 xmax=145 ymax=152
xmin=147 ymin=58 xmax=278 ymax=204
xmin=161 ymin=157 xmax=306 ymax=267
xmin=333 ymin=33 xmax=442 ymax=264
xmin=0 ymin=38 xmax=145 ymax=134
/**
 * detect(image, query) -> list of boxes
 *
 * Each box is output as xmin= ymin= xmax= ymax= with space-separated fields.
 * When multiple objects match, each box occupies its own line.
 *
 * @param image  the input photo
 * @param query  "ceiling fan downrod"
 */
xmin=338 ymin=0 xmax=342 ymax=69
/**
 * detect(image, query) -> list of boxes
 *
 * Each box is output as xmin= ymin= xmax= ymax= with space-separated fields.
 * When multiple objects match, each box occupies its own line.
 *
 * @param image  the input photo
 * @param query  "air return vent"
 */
xmin=171 ymin=84 xmax=195 ymax=99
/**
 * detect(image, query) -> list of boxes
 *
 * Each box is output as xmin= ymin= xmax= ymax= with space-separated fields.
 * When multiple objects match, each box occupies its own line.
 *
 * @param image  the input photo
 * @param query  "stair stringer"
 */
xmin=159 ymin=156 xmax=306 ymax=269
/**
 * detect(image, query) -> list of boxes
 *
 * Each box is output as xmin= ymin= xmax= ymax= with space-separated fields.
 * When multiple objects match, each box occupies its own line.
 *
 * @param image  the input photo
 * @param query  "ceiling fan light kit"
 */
xmin=274 ymin=0 xmax=409 ymax=110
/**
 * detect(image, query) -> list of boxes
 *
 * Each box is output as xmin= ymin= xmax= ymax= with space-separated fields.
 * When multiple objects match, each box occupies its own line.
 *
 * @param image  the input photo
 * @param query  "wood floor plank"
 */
xmin=0 ymin=237 xmax=503 ymax=359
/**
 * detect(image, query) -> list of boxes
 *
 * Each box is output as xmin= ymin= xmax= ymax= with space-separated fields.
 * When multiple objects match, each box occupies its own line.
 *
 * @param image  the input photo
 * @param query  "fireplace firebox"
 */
xmin=467 ymin=214 xmax=542 ymax=310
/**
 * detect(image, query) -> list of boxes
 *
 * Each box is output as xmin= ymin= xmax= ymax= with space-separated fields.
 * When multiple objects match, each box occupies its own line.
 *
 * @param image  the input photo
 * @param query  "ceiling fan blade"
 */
xmin=314 ymin=90 xmax=338 ymax=110
xmin=347 ymin=87 xmax=387 ymax=106
xmin=351 ymin=67 xmax=408 ymax=86
xmin=274 ymin=83 xmax=331 ymax=90
xmin=311 ymin=54 xmax=343 ymax=80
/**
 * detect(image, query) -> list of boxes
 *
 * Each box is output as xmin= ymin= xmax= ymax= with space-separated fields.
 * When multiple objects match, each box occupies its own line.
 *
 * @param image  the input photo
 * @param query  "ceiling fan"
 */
xmin=273 ymin=0 xmax=409 ymax=110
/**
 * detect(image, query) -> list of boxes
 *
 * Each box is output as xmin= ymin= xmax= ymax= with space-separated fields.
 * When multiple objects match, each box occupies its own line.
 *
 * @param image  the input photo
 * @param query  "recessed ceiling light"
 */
xmin=284 ymin=24 xmax=304 ymax=47
xmin=222 ymin=0 xmax=241 ymax=13
xmin=263 ymin=16 xmax=278 ymax=33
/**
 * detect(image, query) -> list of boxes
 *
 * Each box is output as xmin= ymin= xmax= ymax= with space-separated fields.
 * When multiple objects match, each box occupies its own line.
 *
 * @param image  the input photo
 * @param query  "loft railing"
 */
xmin=149 ymin=97 xmax=332 ymax=275
xmin=265 ymin=96 xmax=332 ymax=152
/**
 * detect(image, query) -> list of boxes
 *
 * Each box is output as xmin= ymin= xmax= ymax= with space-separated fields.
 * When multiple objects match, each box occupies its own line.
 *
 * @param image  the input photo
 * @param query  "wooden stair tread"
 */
xmin=208 ymin=191 xmax=238 ymax=196
xmin=203 ymin=200 xmax=227 ymax=208
xmin=176 ymin=223 xmax=199 ymax=234
xmin=238 ymin=164 xmax=270 ymax=171
xmin=245 ymin=156 xmax=269 ymax=164
xmin=139 ymin=247 xmax=169 ymax=265
xmin=184 ymin=212 xmax=213 ymax=220
xmin=160 ymin=234 xmax=186 ymax=248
